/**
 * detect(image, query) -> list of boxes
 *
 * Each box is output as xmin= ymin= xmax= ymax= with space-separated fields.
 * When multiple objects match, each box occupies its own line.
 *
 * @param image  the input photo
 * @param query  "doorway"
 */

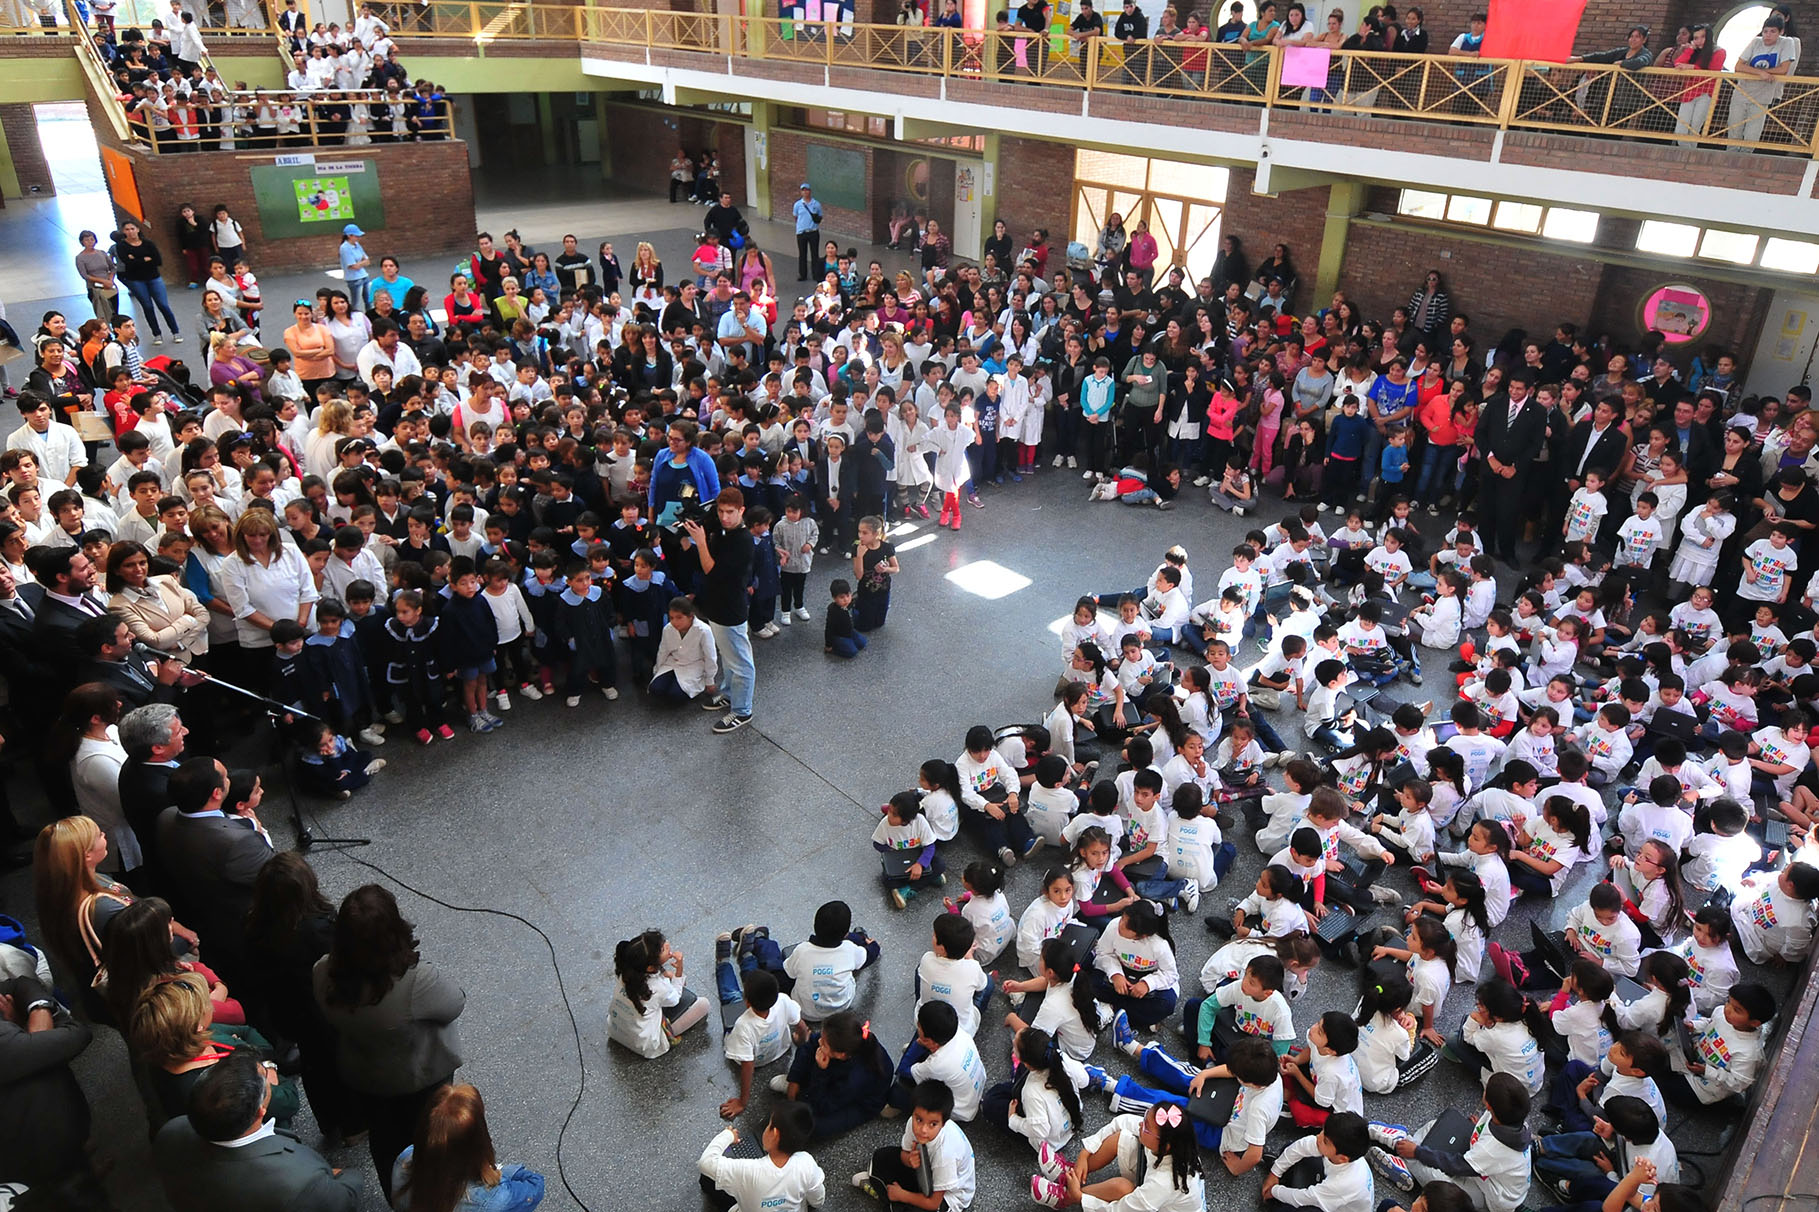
xmin=1070 ymin=149 xmax=1229 ymax=285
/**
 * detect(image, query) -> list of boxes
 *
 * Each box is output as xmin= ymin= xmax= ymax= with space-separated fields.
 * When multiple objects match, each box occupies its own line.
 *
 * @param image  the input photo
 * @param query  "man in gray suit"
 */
xmin=154 ymin=1050 xmax=361 ymax=1211
xmin=156 ymin=757 xmax=273 ymax=986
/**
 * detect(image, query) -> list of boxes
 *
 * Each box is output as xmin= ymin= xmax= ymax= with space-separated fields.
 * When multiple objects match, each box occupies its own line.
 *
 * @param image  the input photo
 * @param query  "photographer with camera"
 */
xmin=682 ymin=487 xmax=757 ymax=735
xmin=650 ymin=420 xmax=723 ymax=585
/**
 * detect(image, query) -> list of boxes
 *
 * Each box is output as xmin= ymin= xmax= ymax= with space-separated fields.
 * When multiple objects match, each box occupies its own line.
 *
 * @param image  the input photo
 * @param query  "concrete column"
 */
xmin=979 ymin=130 xmax=1000 ymax=248
xmin=747 ymin=99 xmax=773 ymax=221
xmin=536 ymin=92 xmax=559 ymax=165
xmin=1315 ymin=179 xmax=1364 ymax=304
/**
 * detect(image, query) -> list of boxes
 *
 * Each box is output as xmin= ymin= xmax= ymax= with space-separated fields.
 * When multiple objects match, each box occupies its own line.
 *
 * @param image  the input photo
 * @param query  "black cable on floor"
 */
xmin=298 ymin=800 xmax=599 ymax=1212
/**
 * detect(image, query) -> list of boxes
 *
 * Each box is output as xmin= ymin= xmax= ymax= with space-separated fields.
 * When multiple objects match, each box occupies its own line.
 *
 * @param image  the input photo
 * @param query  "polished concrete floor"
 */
xmin=0 ymin=118 xmax=1780 ymax=1212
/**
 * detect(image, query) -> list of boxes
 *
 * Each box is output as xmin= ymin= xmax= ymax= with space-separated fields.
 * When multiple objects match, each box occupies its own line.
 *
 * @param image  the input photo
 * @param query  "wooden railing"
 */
xmin=116 ymin=89 xmax=454 ymax=150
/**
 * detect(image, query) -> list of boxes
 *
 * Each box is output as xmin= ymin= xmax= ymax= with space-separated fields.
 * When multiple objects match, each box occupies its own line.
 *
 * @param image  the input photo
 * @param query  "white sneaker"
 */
xmin=757 ymin=622 xmax=780 ymax=638
xmin=519 ymin=683 xmax=544 ymax=701
xmin=356 ymin=726 xmax=385 ymax=746
xmin=151 ymin=335 xmax=164 ymax=345
xmin=997 ymin=845 xmax=1018 ymax=867
xmin=493 ymin=691 xmax=511 ymax=712
xmin=769 ymin=1074 xmax=791 ymax=1093
xmin=1067 ymin=456 xmax=1078 ymax=468
xmin=1193 ymin=475 xmax=1211 ymax=487
xmin=1083 ymin=469 xmax=1097 ymax=480
xmin=779 ymin=612 xmax=792 ymax=627
xmin=604 ymin=687 xmax=619 ymax=700
xmin=384 ymin=708 xmax=406 ymax=724
xmin=1052 ymin=454 xmax=1064 ymax=468
xmin=565 ymin=695 xmax=581 ymax=707
xmin=794 ymin=607 xmax=811 ymax=621
xmin=1180 ymin=881 xmax=1201 ymax=913
xmin=363 ymin=758 xmax=387 ymax=776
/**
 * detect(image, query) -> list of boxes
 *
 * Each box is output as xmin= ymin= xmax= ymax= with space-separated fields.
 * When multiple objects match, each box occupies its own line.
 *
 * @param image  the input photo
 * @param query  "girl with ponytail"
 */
xmin=1004 ymin=934 xmax=1105 ymax=1060
xmin=988 ymin=1027 xmax=1088 ymax=1154
xmin=607 ymin=928 xmax=709 ymax=1058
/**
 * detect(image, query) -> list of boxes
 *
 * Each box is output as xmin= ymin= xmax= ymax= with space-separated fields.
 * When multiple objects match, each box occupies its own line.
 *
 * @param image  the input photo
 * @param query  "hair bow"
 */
xmin=861 ymin=1020 xmax=871 ymax=1039
xmin=1155 ymin=1105 xmax=1184 ymax=1128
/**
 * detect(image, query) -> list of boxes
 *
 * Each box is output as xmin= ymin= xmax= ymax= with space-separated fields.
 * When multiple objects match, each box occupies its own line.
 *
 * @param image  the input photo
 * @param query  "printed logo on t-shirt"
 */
xmin=1697 ymin=1027 xmax=1732 ymax=1070
xmin=1581 ymin=927 xmax=1615 ymax=959
xmin=1749 ymin=895 xmax=1779 ymax=932
xmin=1234 ymin=1005 xmax=1275 ymax=1037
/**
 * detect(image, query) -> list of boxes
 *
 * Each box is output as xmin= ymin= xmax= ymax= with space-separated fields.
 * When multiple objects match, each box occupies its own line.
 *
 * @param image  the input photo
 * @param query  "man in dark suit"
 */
xmin=0 ymin=973 xmax=95 ymax=1192
xmin=156 ymin=757 xmax=273 ymax=987
xmin=1556 ymin=396 xmax=1630 ymax=536
xmin=24 ymin=546 xmax=109 ymax=689
xmin=154 ymin=1050 xmax=361 ymax=1212
xmin=0 ymin=559 xmax=64 ymax=833
xmin=74 ymin=615 xmax=187 ymax=711
xmin=117 ymin=703 xmax=190 ymax=894
xmin=1668 ymin=396 xmax=1718 ymax=488
xmin=1472 ymin=367 xmax=1549 ymax=564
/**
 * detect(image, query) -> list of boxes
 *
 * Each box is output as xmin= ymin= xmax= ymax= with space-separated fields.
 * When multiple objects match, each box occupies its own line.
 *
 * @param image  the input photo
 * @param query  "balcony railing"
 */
xmin=114 ymin=88 xmax=454 ymax=151
xmin=563 ymin=7 xmax=1819 ymax=157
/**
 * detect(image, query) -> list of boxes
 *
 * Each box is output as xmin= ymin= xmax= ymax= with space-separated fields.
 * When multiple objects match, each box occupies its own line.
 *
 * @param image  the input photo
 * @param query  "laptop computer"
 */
xmin=1648 ymin=709 xmax=1699 ymax=744
xmin=1675 ymin=1018 xmax=1697 ymax=1060
xmin=1186 ymin=1077 xmax=1241 ymax=1127
xmin=1314 ymin=904 xmax=1361 ymax=943
xmin=1531 ymin=920 xmax=1572 ymax=977
xmin=1054 ymin=922 xmax=1098 ymax=975
xmin=1423 ymin=1108 xmax=1477 ymax=1153
xmin=880 ymin=848 xmax=923 ymax=881
xmin=1612 ymin=974 xmax=1651 ymax=1005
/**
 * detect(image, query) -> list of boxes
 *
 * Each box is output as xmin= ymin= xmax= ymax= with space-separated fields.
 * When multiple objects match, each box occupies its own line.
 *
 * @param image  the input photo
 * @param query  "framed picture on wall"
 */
xmin=1641 ymin=283 xmax=1712 ymax=344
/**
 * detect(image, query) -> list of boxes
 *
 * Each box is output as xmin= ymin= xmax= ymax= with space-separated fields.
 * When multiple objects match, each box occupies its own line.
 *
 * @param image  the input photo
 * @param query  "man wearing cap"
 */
xmin=337 ymin=225 xmax=371 ymax=310
xmin=792 ymin=183 xmax=823 ymax=284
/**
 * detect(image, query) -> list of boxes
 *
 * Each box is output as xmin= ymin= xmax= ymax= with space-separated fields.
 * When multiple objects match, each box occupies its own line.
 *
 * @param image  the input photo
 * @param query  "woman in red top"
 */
xmin=1203 ymin=375 xmax=1242 ymax=479
xmin=1668 ymin=23 xmax=1725 ymax=137
xmin=443 ymin=272 xmax=486 ymax=327
xmin=1413 ymin=378 xmax=1467 ymax=510
xmin=1126 ymin=219 xmax=1159 ymax=288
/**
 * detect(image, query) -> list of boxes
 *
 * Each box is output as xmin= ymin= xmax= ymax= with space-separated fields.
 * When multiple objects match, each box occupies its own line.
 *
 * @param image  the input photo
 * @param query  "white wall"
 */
xmin=1748 ymin=289 xmax=1819 ymax=396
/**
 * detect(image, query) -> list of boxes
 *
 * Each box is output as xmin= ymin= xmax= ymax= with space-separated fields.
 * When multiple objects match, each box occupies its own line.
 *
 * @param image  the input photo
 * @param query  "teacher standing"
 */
xmin=792 ymin=183 xmax=823 ymax=284
xmin=1472 ymin=367 xmax=1547 ymax=566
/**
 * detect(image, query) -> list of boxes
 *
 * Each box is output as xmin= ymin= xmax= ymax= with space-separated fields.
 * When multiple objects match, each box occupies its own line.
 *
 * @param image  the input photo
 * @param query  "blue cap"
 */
xmin=343 ymin=224 xmax=364 ymax=236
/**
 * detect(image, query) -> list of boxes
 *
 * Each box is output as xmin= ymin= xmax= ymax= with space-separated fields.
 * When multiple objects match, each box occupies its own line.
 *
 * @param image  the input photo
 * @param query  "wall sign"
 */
xmin=1641 ymin=283 xmax=1712 ymax=344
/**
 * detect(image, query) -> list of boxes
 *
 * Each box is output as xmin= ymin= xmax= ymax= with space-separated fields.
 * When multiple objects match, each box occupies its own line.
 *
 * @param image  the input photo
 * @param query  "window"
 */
xmin=1491 ymin=201 xmax=1543 ymax=234
xmin=1698 ymin=229 xmax=1760 ymax=265
xmin=1397 ymin=189 xmax=1447 ymax=220
xmin=1636 ymin=220 xmax=1700 ymax=257
xmin=1761 ymin=237 xmax=1819 ymax=274
xmin=1541 ymin=208 xmax=1599 ymax=244
xmin=1445 ymin=195 xmax=1493 ymax=225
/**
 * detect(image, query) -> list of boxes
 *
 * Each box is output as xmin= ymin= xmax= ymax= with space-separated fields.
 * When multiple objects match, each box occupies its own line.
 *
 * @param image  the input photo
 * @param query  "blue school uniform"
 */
xmin=296 ymin=733 xmax=375 ymax=798
xmin=303 ymin=621 xmax=374 ymax=728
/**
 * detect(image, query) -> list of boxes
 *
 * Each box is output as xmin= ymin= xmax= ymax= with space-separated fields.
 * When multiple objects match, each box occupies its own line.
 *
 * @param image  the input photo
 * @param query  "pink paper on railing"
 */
xmin=1013 ymin=35 xmax=1029 ymax=68
xmin=805 ymin=0 xmax=822 ymax=20
xmin=1280 ymin=45 xmax=1330 ymax=87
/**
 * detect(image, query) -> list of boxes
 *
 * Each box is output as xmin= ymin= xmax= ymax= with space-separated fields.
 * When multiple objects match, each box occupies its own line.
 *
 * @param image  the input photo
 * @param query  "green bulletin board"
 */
xmin=250 ymin=157 xmax=387 ymax=240
xmin=805 ymin=143 xmax=865 ymax=212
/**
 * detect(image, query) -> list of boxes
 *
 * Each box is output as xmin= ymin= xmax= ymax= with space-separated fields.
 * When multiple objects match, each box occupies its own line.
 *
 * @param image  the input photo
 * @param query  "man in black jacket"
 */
xmin=682 ymin=488 xmax=755 ymax=735
xmin=117 ymin=701 xmax=189 ymax=892
xmin=0 ymin=973 xmax=94 ymax=1193
xmin=156 ymin=757 xmax=273 ymax=988
xmin=1472 ymin=368 xmax=1548 ymax=564
xmin=1556 ymin=396 xmax=1630 ymax=538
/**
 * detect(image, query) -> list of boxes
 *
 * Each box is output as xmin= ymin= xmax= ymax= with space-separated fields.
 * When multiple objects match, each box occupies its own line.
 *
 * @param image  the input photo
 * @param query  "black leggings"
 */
xmin=781 ymin=571 xmax=808 ymax=612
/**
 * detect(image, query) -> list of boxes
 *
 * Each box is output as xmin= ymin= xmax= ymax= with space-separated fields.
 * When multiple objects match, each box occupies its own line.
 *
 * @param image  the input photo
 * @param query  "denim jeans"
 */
xmin=1414 ymin=443 xmax=1456 ymax=503
xmin=346 ymin=276 xmax=370 ymax=310
xmin=124 ymin=276 xmax=179 ymax=337
xmin=708 ymin=619 xmax=756 ymax=717
xmin=830 ymin=632 xmax=868 ymax=659
xmin=1535 ymin=1132 xmax=1620 ymax=1199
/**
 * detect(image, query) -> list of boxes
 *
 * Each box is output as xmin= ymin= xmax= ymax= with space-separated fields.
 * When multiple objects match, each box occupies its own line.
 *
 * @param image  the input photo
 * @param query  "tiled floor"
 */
xmin=0 ymin=126 xmax=1774 ymax=1212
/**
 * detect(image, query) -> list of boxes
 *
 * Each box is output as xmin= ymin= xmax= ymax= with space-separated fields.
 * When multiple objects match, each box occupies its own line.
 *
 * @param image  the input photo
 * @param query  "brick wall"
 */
xmin=768 ymin=128 xmax=875 ymax=242
xmin=0 ymin=103 xmax=54 ymax=199
xmin=602 ymin=103 xmax=746 ymax=203
xmin=1217 ymin=165 xmax=1329 ymax=312
xmin=122 ymin=140 xmax=475 ymax=273
xmin=994 ymin=134 xmax=1071 ymax=263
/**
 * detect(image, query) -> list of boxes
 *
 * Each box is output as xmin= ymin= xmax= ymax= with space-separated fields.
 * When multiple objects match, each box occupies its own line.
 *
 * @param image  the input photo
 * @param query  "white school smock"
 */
xmin=697 ymin=1129 xmax=826 ymax=1212
xmin=1220 ymin=1077 xmax=1285 ymax=1156
xmin=1565 ymin=901 xmax=1642 ymax=977
xmin=1093 ymin=925 xmax=1179 ymax=993
xmin=1167 ymin=813 xmax=1224 ymax=890
xmin=917 ymin=952 xmax=991 ymax=1037
xmin=1461 ymin=1016 xmax=1544 ymax=1093
xmin=607 ymin=971 xmax=684 ymax=1058
xmin=1445 ymin=906 xmax=1485 ymax=985
xmin=1026 ymin=784 xmax=1077 ymax=845
xmin=908 ymin=1029 xmax=988 ymax=1123
xmin=1016 ymin=894 xmax=1076 ymax=972
xmin=961 ymin=891 xmax=1016 ymax=967
xmin=921 ymin=788 xmax=961 ymax=842
xmin=1032 ymin=977 xmax=1100 ymax=1061
xmin=724 ymin=992 xmax=803 ymax=1067
xmin=1732 ymin=878 xmax=1817 ymax=964
xmin=1354 ymin=1009 xmax=1415 ymax=1094
xmin=1551 ymin=996 xmax=1616 ymax=1070
xmin=1006 ymin=1054 xmax=1089 ymax=1150
xmin=783 ymin=939 xmax=869 ymax=1020
xmin=1268 ymin=1136 xmax=1373 ymax=1212
xmin=897 ymin=1118 xmax=976 ymax=1210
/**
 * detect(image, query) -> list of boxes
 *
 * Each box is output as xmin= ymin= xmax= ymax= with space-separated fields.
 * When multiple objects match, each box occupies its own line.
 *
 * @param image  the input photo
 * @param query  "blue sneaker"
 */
xmin=1112 ymin=1009 xmax=1136 ymax=1054
xmin=1083 ymin=1063 xmax=1111 ymax=1091
xmin=1009 ymin=471 xmax=1023 ymax=482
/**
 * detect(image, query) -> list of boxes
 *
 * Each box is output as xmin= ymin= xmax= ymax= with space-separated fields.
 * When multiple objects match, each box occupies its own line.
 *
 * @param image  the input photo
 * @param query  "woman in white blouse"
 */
xmin=104 ymin=542 xmax=209 ymax=662
xmin=59 ymin=683 xmax=140 ymax=876
xmin=188 ymin=505 xmax=242 ymax=668
xmin=322 ymin=291 xmax=373 ymax=386
xmin=303 ymin=398 xmax=356 ymax=482
xmin=219 ymin=510 xmax=318 ymax=679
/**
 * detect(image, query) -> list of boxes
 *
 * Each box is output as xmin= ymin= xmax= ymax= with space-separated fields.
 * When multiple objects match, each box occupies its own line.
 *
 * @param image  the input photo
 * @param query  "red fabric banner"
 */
xmin=1479 ymin=0 xmax=1585 ymax=62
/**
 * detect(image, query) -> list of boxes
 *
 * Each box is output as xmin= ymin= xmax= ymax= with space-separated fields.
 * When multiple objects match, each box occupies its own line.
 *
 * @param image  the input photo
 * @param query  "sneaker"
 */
xmin=1025 ymin=836 xmax=1047 ymax=858
xmin=493 ymin=691 xmax=511 ymax=712
xmin=1009 ymin=471 xmax=1023 ymax=482
xmin=151 ymin=335 xmax=164 ymax=345
xmin=757 ymin=622 xmax=781 ymax=638
xmin=356 ymin=726 xmax=386 ymax=746
xmin=363 ymin=759 xmax=386 ymax=775
xmin=1428 ymin=503 xmax=1440 ymax=515
xmin=794 ymin=607 xmax=811 ymax=621
xmin=1356 ymin=493 xmax=1368 ymax=502
xmin=335 ymin=789 xmax=353 ymax=800
xmin=1067 ymin=456 xmax=1078 ymax=468
xmin=851 ymin=1171 xmax=885 ymax=1200
xmin=1082 ymin=1063 xmax=1110 ymax=1091
xmin=434 ymin=724 xmax=455 ymax=740
xmin=701 ymin=693 xmax=730 ymax=711
xmin=779 ymin=612 xmax=792 ymax=627
xmin=384 ymin=709 xmax=406 ymax=724
xmin=1031 ymin=1175 xmax=1067 ymax=1208
xmin=713 ymin=712 xmax=753 ymax=734
xmin=715 ymin=931 xmax=734 ymax=964
xmin=1370 ymin=885 xmax=1404 ymax=909
xmin=1205 ymin=915 xmax=1238 ymax=938
xmin=1083 ymin=469 xmax=1097 ymax=480
xmin=1193 ymin=475 xmax=1211 ymax=487
xmin=566 ymin=695 xmax=582 ymax=707
xmin=968 ymin=494 xmax=984 ymax=508
xmin=916 ymin=503 xmax=930 ymax=518
xmin=1052 ymin=454 xmax=1065 ymax=468
xmin=1112 ymin=1009 xmax=1136 ymax=1054
xmin=769 ymin=1074 xmax=791 ymax=1093
xmin=415 ymin=728 xmax=434 ymax=745
xmin=1180 ymin=881 xmax=1201 ymax=913
xmin=482 ymin=712 xmax=504 ymax=729
xmin=997 ymin=845 xmax=1018 ymax=867
xmin=890 ymin=886 xmax=911 ymax=910
xmin=603 ymin=687 xmax=619 ymax=701
xmin=1007 ymin=988 xmax=1026 ymax=1007
xmin=1037 ymin=1140 xmax=1067 ymax=1180
xmin=878 ymin=1104 xmax=902 ymax=1118
xmin=1368 ymin=1146 xmax=1417 ymax=1193
xmin=1156 ymin=499 xmax=1173 ymax=511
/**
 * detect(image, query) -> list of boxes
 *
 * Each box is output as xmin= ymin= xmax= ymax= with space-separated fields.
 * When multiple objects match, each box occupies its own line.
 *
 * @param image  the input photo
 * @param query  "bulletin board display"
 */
xmin=250 ymin=158 xmax=387 ymax=241
xmin=805 ymin=143 xmax=865 ymax=212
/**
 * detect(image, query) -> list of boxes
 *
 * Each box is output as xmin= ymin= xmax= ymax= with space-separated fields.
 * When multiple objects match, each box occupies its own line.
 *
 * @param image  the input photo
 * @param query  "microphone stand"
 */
xmin=195 ymin=671 xmax=371 ymax=853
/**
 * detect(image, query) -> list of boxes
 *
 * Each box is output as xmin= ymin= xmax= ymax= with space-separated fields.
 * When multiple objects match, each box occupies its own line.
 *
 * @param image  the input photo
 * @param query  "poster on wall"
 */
xmin=295 ymin=177 xmax=355 ymax=222
xmin=1641 ymin=284 xmax=1712 ymax=344
xmin=250 ymin=158 xmax=385 ymax=242
xmin=99 ymin=146 xmax=142 ymax=221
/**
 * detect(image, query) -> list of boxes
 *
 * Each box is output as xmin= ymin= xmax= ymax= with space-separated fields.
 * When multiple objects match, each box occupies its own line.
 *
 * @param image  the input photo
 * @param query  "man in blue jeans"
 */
xmin=683 ymin=487 xmax=757 ymax=734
